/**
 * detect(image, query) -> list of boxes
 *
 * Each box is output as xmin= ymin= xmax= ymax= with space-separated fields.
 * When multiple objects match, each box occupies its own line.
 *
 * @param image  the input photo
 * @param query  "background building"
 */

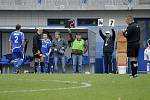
xmin=0 ymin=0 xmax=150 ymax=73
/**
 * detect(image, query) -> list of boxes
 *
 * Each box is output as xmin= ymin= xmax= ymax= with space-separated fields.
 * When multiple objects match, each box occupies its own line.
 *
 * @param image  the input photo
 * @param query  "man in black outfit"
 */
xmin=123 ymin=15 xmax=140 ymax=78
xmin=32 ymin=28 xmax=44 ymax=73
xmin=99 ymin=28 xmax=116 ymax=74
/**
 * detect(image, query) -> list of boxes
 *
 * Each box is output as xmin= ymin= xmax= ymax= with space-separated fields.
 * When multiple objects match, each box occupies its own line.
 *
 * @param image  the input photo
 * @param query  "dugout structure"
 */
xmin=0 ymin=27 xmax=96 ymax=73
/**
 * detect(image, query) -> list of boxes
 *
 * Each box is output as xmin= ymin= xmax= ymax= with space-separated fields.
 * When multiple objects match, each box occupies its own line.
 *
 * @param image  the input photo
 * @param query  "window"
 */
xmin=77 ymin=18 xmax=98 ymax=26
xmin=47 ymin=19 xmax=69 ymax=26
xmin=134 ymin=18 xmax=150 ymax=48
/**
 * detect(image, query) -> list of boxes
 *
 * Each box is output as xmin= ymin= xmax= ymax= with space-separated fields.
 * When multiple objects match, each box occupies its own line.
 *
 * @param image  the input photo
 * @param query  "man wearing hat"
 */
xmin=52 ymin=31 xmax=68 ymax=73
xmin=68 ymin=30 xmax=88 ymax=73
xmin=99 ymin=28 xmax=116 ymax=74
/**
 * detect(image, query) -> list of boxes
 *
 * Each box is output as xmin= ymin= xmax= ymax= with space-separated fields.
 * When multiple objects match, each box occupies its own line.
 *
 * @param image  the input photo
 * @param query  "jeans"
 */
xmin=103 ymin=52 xmax=113 ymax=74
xmin=72 ymin=54 xmax=83 ymax=73
xmin=54 ymin=55 xmax=65 ymax=73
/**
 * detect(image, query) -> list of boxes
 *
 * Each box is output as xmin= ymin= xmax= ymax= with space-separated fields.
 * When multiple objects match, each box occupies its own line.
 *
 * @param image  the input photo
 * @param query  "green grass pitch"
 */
xmin=0 ymin=74 xmax=149 ymax=100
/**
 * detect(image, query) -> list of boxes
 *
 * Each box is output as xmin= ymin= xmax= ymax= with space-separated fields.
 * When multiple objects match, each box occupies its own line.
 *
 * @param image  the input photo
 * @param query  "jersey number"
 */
xmin=14 ymin=36 xmax=18 ymax=43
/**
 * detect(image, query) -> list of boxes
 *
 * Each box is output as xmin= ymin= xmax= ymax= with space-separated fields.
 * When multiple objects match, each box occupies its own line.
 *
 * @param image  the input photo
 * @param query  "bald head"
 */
xmin=37 ymin=28 xmax=43 ymax=35
xmin=126 ymin=15 xmax=134 ymax=25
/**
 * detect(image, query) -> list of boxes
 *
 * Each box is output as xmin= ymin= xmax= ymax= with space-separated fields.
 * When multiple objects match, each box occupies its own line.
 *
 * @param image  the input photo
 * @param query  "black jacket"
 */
xmin=99 ymin=29 xmax=116 ymax=53
xmin=32 ymin=33 xmax=42 ymax=54
xmin=123 ymin=22 xmax=140 ymax=45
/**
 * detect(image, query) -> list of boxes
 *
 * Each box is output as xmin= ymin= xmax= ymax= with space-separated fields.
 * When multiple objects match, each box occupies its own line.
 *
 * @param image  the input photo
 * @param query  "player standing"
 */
xmin=144 ymin=39 xmax=150 ymax=74
xmin=9 ymin=24 xmax=24 ymax=73
xmin=41 ymin=32 xmax=52 ymax=73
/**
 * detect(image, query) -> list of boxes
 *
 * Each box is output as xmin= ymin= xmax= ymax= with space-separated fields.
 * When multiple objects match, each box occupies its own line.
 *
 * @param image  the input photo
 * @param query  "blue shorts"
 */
xmin=12 ymin=52 xmax=23 ymax=59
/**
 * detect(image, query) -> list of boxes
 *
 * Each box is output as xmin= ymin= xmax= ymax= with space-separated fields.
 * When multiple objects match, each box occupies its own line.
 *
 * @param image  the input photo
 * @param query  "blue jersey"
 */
xmin=9 ymin=31 xmax=24 ymax=52
xmin=41 ymin=39 xmax=52 ymax=55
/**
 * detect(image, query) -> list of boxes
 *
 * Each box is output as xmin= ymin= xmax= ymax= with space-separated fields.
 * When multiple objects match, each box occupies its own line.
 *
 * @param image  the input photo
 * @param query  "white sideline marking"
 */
xmin=0 ymin=79 xmax=92 ymax=93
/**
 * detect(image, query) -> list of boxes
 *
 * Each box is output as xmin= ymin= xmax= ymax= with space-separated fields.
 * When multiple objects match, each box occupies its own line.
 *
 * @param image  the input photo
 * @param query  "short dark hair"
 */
xmin=43 ymin=32 xmax=48 ymax=35
xmin=43 ymin=32 xmax=53 ymax=41
xmin=16 ymin=24 xmax=21 ymax=30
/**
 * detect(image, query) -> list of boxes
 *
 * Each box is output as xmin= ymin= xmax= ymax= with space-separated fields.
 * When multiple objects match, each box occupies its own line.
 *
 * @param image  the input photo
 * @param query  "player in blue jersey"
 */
xmin=41 ymin=32 xmax=52 ymax=73
xmin=9 ymin=24 xmax=24 ymax=73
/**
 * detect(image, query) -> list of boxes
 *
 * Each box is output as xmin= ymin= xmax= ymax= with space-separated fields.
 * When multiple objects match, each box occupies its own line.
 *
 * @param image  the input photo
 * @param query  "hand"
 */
xmin=54 ymin=48 xmax=57 ymax=51
xmin=61 ymin=47 xmax=65 ymax=50
xmin=46 ymin=53 xmax=50 ymax=56
xmin=9 ymin=49 xmax=12 ymax=54
xmin=68 ymin=28 xmax=71 ymax=33
xmin=37 ymin=50 xmax=41 ymax=54
xmin=39 ymin=54 xmax=43 ymax=57
xmin=59 ymin=49 xmax=65 ymax=55
xmin=123 ymin=31 xmax=127 ymax=36
xmin=42 ymin=54 xmax=46 ymax=57
xmin=83 ymin=49 xmax=87 ymax=54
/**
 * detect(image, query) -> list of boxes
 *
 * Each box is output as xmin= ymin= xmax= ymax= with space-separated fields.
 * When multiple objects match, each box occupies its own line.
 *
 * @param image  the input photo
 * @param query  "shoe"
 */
xmin=129 ymin=74 xmax=132 ymax=76
xmin=130 ymin=74 xmax=138 ymax=78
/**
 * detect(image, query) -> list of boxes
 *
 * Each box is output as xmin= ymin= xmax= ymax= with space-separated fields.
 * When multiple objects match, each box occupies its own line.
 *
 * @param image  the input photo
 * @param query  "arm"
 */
xmin=133 ymin=25 xmax=140 ymax=41
xmin=83 ymin=41 xmax=88 ymax=54
xmin=9 ymin=36 xmax=12 ymax=53
xmin=22 ymin=33 xmax=25 ymax=52
xmin=111 ymin=29 xmax=116 ymax=41
xmin=123 ymin=30 xmax=127 ymax=37
xmin=47 ymin=41 xmax=52 ymax=55
xmin=68 ymin=29 xmax=75 ymax=47
xmin=124 ymin=26 xmax=133 ymax=38
xmin=68 ymin=32 xmax=74 ymax=42
xmin=99 ymin=29 xmax=105 ymax=40
xmin=22 ymin=33 xmax=25 ymax=45
xmin=62 ymin=39 xmax=68 ymax=50
xmin=33 ymin=36 xmax=40 ymax=53
xmin=51 ymin=40 xmax=55 ymax=50
xmin=48 ymin=48 xmax=52 ymax=55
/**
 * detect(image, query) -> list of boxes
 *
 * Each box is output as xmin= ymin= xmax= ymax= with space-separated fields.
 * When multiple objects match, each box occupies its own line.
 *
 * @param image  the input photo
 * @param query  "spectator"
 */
xmin=41 ymin=32 xmax=52 ymax=73
xmin=68 ymin=29 xmax=88 ymax=73
xmin=99 ymin=28 xmax=116 ymax=74
xmin=52 ymin=31 xmax=67 ymax=73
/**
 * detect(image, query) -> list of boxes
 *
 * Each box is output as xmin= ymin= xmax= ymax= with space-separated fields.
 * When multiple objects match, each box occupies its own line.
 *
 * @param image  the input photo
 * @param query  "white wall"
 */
xmin=0 ymin=10 xmax=150 ymax=27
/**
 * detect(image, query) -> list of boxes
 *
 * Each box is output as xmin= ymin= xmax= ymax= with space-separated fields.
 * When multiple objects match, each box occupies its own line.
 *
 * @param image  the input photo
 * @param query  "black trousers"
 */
xmin=104 ymin=52 xmax=113 ymax=74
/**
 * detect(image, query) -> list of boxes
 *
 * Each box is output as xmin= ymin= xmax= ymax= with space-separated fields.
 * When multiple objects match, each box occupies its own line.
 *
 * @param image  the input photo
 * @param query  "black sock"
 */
xmin=40 ymin=62 xmax=44 ymax=73
xmin=130 ymin=64 xmax=134 ymax=75
xmin=34 ymin=62 xmax=38 ymax=73
xmin=134 ymin=66 xmax=138 ymax=75
xmin=131 ymin=61 xmax=138 ymax=76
